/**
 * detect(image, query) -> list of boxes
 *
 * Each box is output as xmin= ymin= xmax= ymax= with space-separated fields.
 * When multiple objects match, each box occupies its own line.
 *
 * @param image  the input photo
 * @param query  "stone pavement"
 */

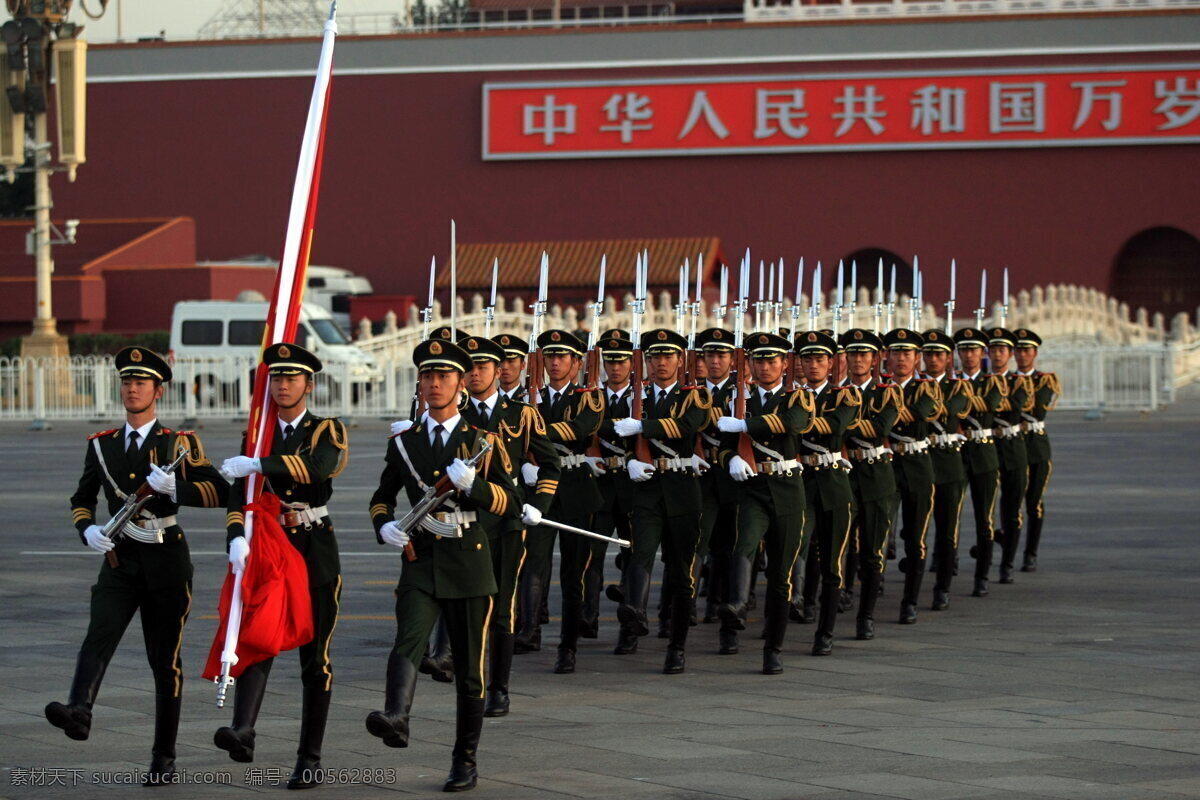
xmin=2 ymin=392 xmax=1199 ymax=799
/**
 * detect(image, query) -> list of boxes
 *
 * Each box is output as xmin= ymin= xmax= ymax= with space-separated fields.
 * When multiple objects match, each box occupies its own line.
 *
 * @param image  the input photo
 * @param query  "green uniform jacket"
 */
xmin=462 ymin=396 xmax=561 ymax=536
xmin=994 ymin=372 xmax=1035 ymax=469
xmin=961 ymin=372 xmax=1006 ymax=475
xmin=890 ymin=376 xmax=942 ymax=486
xmin=1023 ymin=371 xmax=1060 ymax=464
xmin=595 ymin=382 xmax=635 ymax=509
xmin=800 ymin=383 xmax=862 ymax=507
xmin=72 ymin=423 xmax=229 ymax=589
xmin=540 ymin=383 xmax=605 ymax=514
xmin=370 ymin=421 xmax=520 ymax=599
xmin=929 ymin=374 xmax=972 ymax=485
xmin=226 ymin=414 xmax=348 ymax=588
xmin=844 ymin=378 xmax=901 ymax=502
xmin=632 ymin=382 xmax=710 ymax=517
xmin=697 ymin=377 xmax=740 ymax=506
xmin=718 ymin=385 xmax=814 ymax=512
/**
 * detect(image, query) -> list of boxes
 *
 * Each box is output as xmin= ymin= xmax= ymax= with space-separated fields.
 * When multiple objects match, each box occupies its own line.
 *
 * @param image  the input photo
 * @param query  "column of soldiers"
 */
xmin=47 ymin=316 xmax=1058 ymax=791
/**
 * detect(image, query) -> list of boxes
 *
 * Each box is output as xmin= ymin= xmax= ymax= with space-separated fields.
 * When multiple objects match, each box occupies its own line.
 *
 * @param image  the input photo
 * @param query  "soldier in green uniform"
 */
xmin=695 ymin=327 xmax=741 ymax=653
xmin=988 ymin=327 xmax=1035 ymax=584
xmin=953 ymin=327 xmax=1006 ymax=597
xmin=516 ymin=329 xmax=605 ymax=673
xmin=1013 ymin=329 xmax=1060 ymax=572
xmin=366 ymin=338 xmax=522 ymax=793
xmin=591 ymin=331 xmax=639 ymax=653
xmin=715 ymin=332 xmax=814 ymax=674
xmin=52 ymin=346 xmax=228 ymax=787
xmin=493 ymin=333 xmax=529 ymax=402
xmin=215 ymin=343 xmax=348 ymax=790
xmin=795 ymin=331 xmax=861 ymax=656
xmin=883 ymin=329 xmax=942 ymax=625
xmin=611 ymin=328 xmax=709 ymax=674
xmin=921 ymin=330 xmax=973 ymax=611
xmin=457 ymin=334 xmax=560 ymax=717
xmin=839 ymin=329 xmax=901 ymax=640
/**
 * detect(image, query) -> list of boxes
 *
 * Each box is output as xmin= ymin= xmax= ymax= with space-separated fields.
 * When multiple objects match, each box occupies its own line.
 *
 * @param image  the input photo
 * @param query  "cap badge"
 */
xmin=964 ymin=328 xmax=973 ymax=336
xmin=609 ymin=339 xmax=618 ymax=348
xmin=657 ymin=330 xmax=668 ymax=341
xmin=277 ymin=345 xmax=290 ymax=358
xmin=430 ymin=341 xmax=443 ymax=355
xmin=854 ymin=330 xmax=863 ymax=340
xmin=550 ymin=331 xmax=561 ymax=342
xmin=130 ymin=349 xmax=143 ymax=362
xmin=807 ymin=332 xmax=817 ymax=342
xmin=500 ymin=335 xmax=510 ymax=345
xmin=994 ymin=329 xmax=1002 ymax=336
xmin=897 ymin=330 xmax=907 ymax=340
xmin=713 ymin=330 xmax=723 ymax=339
xmin=468 ymin=339 xmax=479 ymax=350
xmin=758 ymin=335 xmax=768 ymax=344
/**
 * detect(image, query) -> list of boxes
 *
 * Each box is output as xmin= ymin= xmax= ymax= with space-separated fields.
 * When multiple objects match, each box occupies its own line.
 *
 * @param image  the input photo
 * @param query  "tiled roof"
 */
xmin=441 ymin=237 xmax=723 ymax=292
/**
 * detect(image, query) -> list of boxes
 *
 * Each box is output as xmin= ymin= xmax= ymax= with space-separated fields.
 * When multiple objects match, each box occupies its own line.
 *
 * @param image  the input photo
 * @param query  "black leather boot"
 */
xmin=704 ymin=552 xmax=726 ymax=623
xmin=513 ymin=570 xmax=544 ymax=654
xmin=972 ymin=537 xmax=993 ymax=596
xmin=443 ymin=695 xmax=484 ymax=792
xmin=717 ymin=554 xmax=752 ymax=632
xmin=1022 ymin=515 xmax=1043 ymax=572
xmin=214 ymin=659 xmax=272 ymax=763
xmin=581 ymin=564 xmax=602 ymax=639
xmin=553 ymin=601 xmax=580 ymax=674
xmin=287 ymin=686 xmax=331 ymax=789
xmin=999 ymin=525 xmax=1019 ymax=583
xmin=143 ymin=693 xmax=181 ymax=787
xmin=616 ymin=563 xmax=652 ymax=637
xmin=812 ymin=582 xmax=839 ymax=656
xmin=421 ymin=616 xmax=454 ymax=683
xmin=45 ymin=651 xmax=106 ymax=741
xmin=662 ymin=596 xmax=690 ymax=675
xmin=365 ymin=652 xmax=418 ymax=748
xmin=933 ymin=548 xmax=953 ymax=611
xmin=718 ymin=626 xmax=739 ymax=655
xmin=613 ymin=626 xmax=639 ymax=655
xmin=856 ymin=569 xmax=881 ymax=640
xmin=900 ymin=559 xmax=924 ymax=624
xmin=484 ymin=631 xmax=514 ymax=718
xmin=762 ymin=596 xmax=790 ymax=675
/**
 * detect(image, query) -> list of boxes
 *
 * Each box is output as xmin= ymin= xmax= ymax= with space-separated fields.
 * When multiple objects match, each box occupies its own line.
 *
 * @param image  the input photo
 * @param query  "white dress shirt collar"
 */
xmin=123 ymin=419 xmax=157 ymax=446
xmin=423 ymin=412 xmax=462 ymax=444
xmin=278 ymin=409 xmax=307 ymax=435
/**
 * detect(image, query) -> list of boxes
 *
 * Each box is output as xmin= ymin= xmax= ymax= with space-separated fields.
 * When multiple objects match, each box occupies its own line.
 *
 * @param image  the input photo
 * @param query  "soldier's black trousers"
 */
xmin=895 ymin=461 xmax=935 ymax=565
xmin=490 ymin=531 xmax=526 ymax=633
xmin=392 ymin=586 xmax=494 ymax=697
xmin=1024 ymin=459 xmax=1052 ymax=551
xmin=931 ymin=480 xmax=966 ymax=588
xmin=805 ymin=484 xmax=854 ymax=592
xmin=853 ymin=495 xmax=893 ymax=577
xmin=965 ymin=469 xmax=999 ymax=578
xmin=526 ymin=509 xmax=596 ymax=613
xmin=629 ymin=494 xmax=701 ymax=601
xmin=255 ymin=576 xmax=343 ymax=691
xmin=733 ymin=486 xmax=803 ymax=605
xmin=79 ymin=542 xmax=193 ymax=698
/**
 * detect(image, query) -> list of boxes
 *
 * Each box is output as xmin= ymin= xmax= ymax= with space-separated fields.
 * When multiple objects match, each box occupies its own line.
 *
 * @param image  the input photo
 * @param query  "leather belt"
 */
xmin=280 ymin=504 xmax=328 ymax=528
xmin=848 ymin=446 xmax=890 ymax=463
xmin=1021 ymin=420 xmax=1046 ymax=434
xmin=892 ymin=440 xmax=930 ymax=456
xmin=603 ymin=455 xmax=628 ymax=470
xmin=651 ymin=456 xmax=694 ymax=473
xmin=800 ymin=452 xmax=845 ymax=470
xmin=756 ymin=458 xmax=800 ymax=475
xmin=432 ymin=510 xmax=477 ymax=525
xmin=966 ymin=428 xmax=994 ymax=443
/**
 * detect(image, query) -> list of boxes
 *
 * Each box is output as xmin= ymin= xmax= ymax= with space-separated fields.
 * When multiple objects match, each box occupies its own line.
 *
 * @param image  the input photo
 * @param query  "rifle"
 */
xmin=396 ymin=438 xmax=492 ymax=562
xmin=686 ymin=253 xmax=702 ymax=385
xmin=100 ymin=447 xmax=189 ymax=568
xmin=629 ymin=251 xmax=652 ymax=463
xmin=977 ymin=268 xmax=990 ymax=374
xmin=583 ymin=256 xmax=606 ymax=459
xmin=731 ymin=254 xmax=756 ymax=465
xmin=676 ymin=260 xmax=689 ymax=385
xmin=1000 ymin=267 xmax=1010 ymax=329
xmin=410 ymin=256 xmax=436 ymax=420
xmin=786 ymin=258 xmax=804 ymax=390
xmin=526 ymin=252 xmax=548 ymax=411
xmin=832 ymin=260 xmax=845 ymax=385
xmin=484 ymin=257 xmax=498 ymax=339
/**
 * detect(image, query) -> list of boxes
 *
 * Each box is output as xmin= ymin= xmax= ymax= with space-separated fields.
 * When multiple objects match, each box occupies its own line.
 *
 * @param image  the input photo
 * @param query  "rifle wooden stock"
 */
xmin=630 ymin=349 xmax=652 ymax=463
xmin=526 ymin=350 xmax=544 ymax=412
xmin=732 ymin=348 xmax=756 ymax=465
xmin=402 ymin=473 xmax=454 ymax=562
xmin=584 ymin=344 xmax=603 ymax=458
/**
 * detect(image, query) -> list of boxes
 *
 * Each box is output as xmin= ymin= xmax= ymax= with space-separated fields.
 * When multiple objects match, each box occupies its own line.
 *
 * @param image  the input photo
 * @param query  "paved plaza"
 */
xmin=2 ymin=392 xmax=1199 ymax=799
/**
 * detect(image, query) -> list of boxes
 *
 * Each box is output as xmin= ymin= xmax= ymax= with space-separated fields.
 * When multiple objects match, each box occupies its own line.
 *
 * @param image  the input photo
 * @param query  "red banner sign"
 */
xmin=482 ymin=64 xmax=1200 ymax=160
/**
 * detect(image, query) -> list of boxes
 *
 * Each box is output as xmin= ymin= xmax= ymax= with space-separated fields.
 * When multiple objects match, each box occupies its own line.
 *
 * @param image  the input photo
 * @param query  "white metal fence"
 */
xmin=744 ymin=0 xmax=1200 ymax=23
xmin=0 ymin=342 xmax=1186 ymax=423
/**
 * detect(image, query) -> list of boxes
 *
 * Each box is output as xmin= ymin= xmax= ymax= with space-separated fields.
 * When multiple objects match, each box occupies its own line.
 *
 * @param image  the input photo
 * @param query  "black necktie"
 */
xmin=477 ymin=402 xmax=489 ymax=424
xmin=283 ymin=423 xmax=295 ymax=443
xmin=658 ymin=389 xmax=668 ymax=407
xmin=432 ymin=424 xmax=446 ymax=461
xmin=126 ymin=431 xmax=140 ymax=461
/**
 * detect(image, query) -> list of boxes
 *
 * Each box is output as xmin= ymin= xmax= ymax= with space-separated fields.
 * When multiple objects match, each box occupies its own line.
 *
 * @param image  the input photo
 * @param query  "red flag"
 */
xmin=203 ymin=494 xmax=313 ymax=678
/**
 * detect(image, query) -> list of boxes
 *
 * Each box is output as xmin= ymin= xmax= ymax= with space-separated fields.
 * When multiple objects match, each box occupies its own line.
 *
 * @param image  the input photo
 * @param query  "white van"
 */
xmin=168 ymin=299 xmax=381 ymax=407
xmin=305 ymin=265 xmax=374 ymax=332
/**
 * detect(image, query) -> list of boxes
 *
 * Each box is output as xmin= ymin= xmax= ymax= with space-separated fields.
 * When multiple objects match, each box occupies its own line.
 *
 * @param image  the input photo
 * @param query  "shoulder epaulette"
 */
xmin=89 ymin=428 xmax=119 ymax=440
xmin=834 ymin=385 xmax=862 ymax=408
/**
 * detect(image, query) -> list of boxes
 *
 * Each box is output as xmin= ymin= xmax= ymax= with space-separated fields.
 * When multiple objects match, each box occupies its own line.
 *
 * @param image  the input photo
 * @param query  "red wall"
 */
xmin=55 ymin=49 xmax=1200 ymax=315
xmin=100 ymin=265 xmax=277 ymax=334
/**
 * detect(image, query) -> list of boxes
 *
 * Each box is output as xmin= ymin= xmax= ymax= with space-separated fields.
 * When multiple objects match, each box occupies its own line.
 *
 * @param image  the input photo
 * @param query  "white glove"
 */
xmin=729 ymin=455 xmax=754 ymax=482
xmin=627 ymin=459 xmax=656 ymax=482
xmin=692 ymin=453 xmax=710 ymax=473
xmin=521 ymin=463 xmax=539 ymax=487
xmin=228 ymin=536 xmax=250 ymax=574
xmin=613 ymin=418 xmax=642 ymax=437
xmin=717 ymin=416 xmax=747 ymax=433
xmin=390 ymin=419 xmax=414 ymax=436
xmin=147 ymin=463 xmax=177 ymax=501
xmin=83 ymin=524 xmax=114 ymax=554
xmin=379 ymin=521 xmax=410 ymax=549
xmin=583 ymin=455 xmax=606 ymax=476
xmin=447 ymin=458 xmax=476 ymax=492
xmin=521 ymin=504 xmax=543 ymax=526
xmin=221 ymin=456 xmax=261 ymax=480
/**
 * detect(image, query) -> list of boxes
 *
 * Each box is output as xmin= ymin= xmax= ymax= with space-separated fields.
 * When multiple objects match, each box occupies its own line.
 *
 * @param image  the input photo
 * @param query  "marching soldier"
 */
xmin=52 ymin=346 xmax=228 ymax=786
xmin=611 ymin=328 xmax=709 ymax=674
xmin=953 ymin=327 xmax=1006 ymax=597
xmin=883 ymin=329 xmax=942 ymax=625
xmin=696 ymin=327 xmax=741 ymax=653
xmin=715 ymin=331 xmax=814 ymax=674
xmin=493 ymin=333 xmax=529 ymax=402
xmin=796 ymin=331 xmax=861 ymax=656
xmin=988 ymin=327 xmax=1035 ymax=584
xmin=839 ymin=329 xmax=901 ymax=640
xmin=366 ymin=338 xmax=522 ymax=793
xmin=591 ymin=330 xmax=638 ymax=652
xmin=216 ymin=343 xmax=349 ymax=790
xmin=1014 ymin=329 xmax=1060 ymax=572
xmin=921 ymin=330 xmax=972 ymax=611
xmin=458 ymin=334 xmax=560 ymax=717
xmin=515 ymin=329 xmax=605 ymax=673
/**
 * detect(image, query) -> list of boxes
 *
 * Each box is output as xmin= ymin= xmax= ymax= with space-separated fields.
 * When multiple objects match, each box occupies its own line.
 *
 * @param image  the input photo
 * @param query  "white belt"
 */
xmin=1022 ymin=420 xmax=1046 ymax=434
xmin=432 ymin=510 xmax=477 ymax=525
xmin=930 ymin=433 xmax=966 ymax=449
xmin=801 ymin=452 xmax=843 ymax=469
xmin=995 ymin=423 xmax=1022 ymax=439
xmin=651 ymin=456 xmax=694 ymax=473
xmin=848 ymin=445 xmax=890 ymax=463
xmin=755 ymin=458 xmax=800 ymax=475
xmin=893 ymin=440 xmax=930 ymax=456
xmin=966 ymin=428 xmax=994 ymax=443
xmin=123 ymin=514 xmax=178 ymax=543
xmin=559 ymin=453 xmax=588 ymax=469
xmin=280 ymin=504 xmax=329 ymax=528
